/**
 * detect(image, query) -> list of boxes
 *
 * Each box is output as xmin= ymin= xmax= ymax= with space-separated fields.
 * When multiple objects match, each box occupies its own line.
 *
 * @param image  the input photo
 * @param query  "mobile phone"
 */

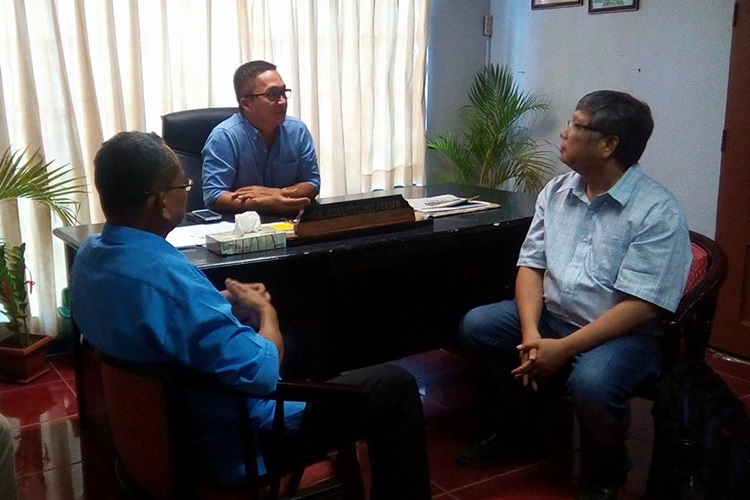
xmin=186 ymin=209 xmax=222 ymax=223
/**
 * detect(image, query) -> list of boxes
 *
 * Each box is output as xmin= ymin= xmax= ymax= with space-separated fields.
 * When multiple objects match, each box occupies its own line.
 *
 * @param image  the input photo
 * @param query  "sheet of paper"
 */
xmin=405 ymin=194 xmax=498 ymax=217
xmin=406 ymin=194 xmax=478 ymax=210
xmin=166 ymin=222 xmax=235 ymax=248
xmin=417 ymin=200 xmax=499 ymax=218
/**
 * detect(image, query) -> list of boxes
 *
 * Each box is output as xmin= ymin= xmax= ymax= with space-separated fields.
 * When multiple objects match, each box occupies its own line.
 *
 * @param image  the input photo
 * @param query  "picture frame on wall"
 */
xmin=588 ymin=0 xmax=639 ymax=14
xmin=531 ymin=0 xmax=583 ymax=10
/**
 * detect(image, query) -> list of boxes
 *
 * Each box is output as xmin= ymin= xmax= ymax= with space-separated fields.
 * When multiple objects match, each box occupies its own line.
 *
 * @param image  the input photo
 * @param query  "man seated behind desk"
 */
xmin=70 ymin=131 xmax=430 ymax=499
xmin=202 ymin=60 xmax=319 ymax=216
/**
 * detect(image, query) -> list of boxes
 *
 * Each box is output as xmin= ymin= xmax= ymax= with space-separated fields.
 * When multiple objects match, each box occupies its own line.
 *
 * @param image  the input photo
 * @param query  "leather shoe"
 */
xmin=455 ymin=433 xmax=532 ymax=467
xmin=577 ymin=449 xmax=630 ymax=499
xmin=575 ymin=481 xmax=622 ymax=500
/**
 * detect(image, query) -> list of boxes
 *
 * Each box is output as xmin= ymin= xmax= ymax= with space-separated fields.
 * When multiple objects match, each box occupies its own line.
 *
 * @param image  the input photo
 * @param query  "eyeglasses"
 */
xmin=144 ymin=178 xmax=193 ymax=196
xmin=565 ymin=120 xmax=604 ymax=134
xmin=244 ymin=87 xmax=292 ymax=102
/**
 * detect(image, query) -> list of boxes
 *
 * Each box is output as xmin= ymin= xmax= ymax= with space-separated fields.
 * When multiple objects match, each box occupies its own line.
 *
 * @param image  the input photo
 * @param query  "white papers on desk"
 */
xmin=166 ymin=222 xmax=235 ymax=248
xmin=407 ymin=194 xmax=475 ymax=210
xmin=406 ymin=194 xmax=497 ymax=217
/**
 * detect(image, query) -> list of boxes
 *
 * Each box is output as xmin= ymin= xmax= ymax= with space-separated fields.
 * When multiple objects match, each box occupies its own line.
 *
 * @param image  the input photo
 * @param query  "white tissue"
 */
xmin=234 ymin=211 xmax=262 ymax=237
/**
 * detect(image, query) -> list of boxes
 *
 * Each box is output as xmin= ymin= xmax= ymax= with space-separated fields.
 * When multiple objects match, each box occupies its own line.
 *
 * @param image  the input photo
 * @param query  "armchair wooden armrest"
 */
xmin=660 ymin=230 xmax=727 ymax=365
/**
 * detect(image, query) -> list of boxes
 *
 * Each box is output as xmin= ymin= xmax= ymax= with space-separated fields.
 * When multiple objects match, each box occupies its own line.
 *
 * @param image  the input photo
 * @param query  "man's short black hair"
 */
xmin=94 ymin=131 xmax=179 ymax=219
xmin=233 ymin=60 xmax=277 ymax=101
xmin=576 ymin=90 xmax=654 ymax=168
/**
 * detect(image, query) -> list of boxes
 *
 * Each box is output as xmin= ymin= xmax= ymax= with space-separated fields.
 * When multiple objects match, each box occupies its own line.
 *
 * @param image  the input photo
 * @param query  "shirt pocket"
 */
xmin=268 ymin=160 xmax=300 ymax=187
xmin=586 ymin=234 xmax=628 ymax=286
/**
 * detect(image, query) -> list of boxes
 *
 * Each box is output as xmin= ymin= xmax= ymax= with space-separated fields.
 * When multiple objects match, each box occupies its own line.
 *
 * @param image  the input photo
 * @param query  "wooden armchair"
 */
xmin=98 ymin=350 xmax=366 ymax=500
xmin=550 ymin=231 xmax=727 ymax=470
xmin=647 ymin=230 xmax=727 ymax=393
xmin=641 ymin=231 xmax=729 ymax=497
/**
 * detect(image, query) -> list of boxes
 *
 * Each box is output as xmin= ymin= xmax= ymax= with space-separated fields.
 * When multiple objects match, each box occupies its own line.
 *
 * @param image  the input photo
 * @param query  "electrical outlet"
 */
xmin=483 ymin=14 xmax=493 ymax=37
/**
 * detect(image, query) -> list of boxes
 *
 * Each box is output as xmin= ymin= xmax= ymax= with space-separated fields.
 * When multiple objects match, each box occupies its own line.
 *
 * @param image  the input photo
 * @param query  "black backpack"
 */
xmin=646 ymin=360 xmax=750 ymax=499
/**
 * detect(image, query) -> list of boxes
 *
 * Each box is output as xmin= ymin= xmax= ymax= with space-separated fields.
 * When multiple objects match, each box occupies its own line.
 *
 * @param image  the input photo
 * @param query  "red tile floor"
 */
xmin=2 ymin=347 xmax=750 ymax=499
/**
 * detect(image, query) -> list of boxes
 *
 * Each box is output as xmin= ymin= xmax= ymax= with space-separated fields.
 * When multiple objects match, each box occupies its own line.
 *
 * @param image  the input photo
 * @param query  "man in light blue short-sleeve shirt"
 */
xmin=202 ymin=60 xmax=320 ymax=216
xmin=456 ymin=91 xmax=691 ymax=500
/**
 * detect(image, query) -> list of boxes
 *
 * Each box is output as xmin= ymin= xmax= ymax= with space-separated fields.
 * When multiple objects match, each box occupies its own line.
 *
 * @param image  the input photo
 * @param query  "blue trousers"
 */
xmin=458 ymin=299 xmax=662 ymax=481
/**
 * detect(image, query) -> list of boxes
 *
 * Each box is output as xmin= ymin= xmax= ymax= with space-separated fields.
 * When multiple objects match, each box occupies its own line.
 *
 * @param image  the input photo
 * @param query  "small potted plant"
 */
xmin=427 ymin=63 xmax=557 ymax=193
xmin=0 ymin=146 xmax=85 ymax=383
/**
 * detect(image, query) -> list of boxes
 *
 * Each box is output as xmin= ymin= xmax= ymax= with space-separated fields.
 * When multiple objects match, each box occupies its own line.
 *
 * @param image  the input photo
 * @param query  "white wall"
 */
xmin=425 ymin=0 xmax=491 ymax=181
xmin=489 ymin=0 xmax=734 ymax=236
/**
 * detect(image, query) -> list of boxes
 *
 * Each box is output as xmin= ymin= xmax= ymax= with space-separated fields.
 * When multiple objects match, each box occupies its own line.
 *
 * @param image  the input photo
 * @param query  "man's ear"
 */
xmin=145 ymin=192 xmax=171 ymax=220
xmin=600 ymin=135 xmax=620 ymax=160
xmin=239 ymin=96 xmax=252 ymax=115
xmin=159 ymin=192 xmax=183 ymax=221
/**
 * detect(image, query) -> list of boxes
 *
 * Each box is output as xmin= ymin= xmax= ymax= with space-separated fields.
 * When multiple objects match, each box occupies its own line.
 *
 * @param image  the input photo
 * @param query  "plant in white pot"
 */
xmin=0 ymin=146 xmax=85 ymax=382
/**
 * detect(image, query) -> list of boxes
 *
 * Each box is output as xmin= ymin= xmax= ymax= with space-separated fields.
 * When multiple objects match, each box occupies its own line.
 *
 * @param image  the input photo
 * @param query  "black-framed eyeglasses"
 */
xmin=244 ymin=87 xmax=292 ymax=102
xmin=144 ymin=178 xmax=193 ymax=196
xmin=565 ymin=120 xmax=604 ymax=134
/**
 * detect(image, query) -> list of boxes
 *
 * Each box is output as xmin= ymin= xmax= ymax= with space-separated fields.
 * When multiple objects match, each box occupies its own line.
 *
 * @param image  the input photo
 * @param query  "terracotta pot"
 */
xmin=0 ymin=333 xmax=52 ymax=383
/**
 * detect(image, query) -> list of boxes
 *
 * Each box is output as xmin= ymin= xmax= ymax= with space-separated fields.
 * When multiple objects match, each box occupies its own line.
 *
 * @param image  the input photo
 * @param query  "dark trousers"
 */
xmin=299 ymin=363 xmax=431 ymax=500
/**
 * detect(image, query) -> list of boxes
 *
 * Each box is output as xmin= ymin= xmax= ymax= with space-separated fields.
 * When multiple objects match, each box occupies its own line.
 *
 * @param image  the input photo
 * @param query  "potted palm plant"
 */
xmin=0 ymin=146 xmax=85 ymax=383
xmin=427 ymin=63 xmax=557 ymax=193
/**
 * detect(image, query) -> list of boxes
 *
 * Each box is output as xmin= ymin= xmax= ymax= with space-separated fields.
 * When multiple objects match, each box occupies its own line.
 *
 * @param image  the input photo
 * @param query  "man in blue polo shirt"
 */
xmin=202 ymin=60 xmax=320 ymax=216
xmin=455 ymin=91 xmax=692 ymax=500
xmin=71 ymin=131 xmax=430 ymax=499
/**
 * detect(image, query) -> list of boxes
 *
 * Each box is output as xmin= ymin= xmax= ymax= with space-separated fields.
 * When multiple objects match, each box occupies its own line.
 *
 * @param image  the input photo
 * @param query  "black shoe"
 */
xmin=575 ymin=481 xmax=622 ymax=500
xmin=576 ymin=451 xmax=633 ymax=500
xmin=455 ymin=433 xmax=530 ymax=467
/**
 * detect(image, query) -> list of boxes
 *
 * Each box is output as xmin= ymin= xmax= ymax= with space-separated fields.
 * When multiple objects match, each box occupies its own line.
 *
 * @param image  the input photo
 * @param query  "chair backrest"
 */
xmin=99 ymin=354 xmax=188 ymax=499
xmin=661 ymin=230 xmax=728 ymax=365
xmin=98 ymin=350 xmax=365 ymax=500
xmin=161 ymin=107 xmax=236 ymax=211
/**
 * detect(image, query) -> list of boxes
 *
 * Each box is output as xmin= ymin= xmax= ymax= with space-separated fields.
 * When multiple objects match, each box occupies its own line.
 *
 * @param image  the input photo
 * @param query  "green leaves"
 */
xmin=427 ymin=64 xmax=556 ymax=193
xmin=0 ymin=242 xmax=30 ymax=339
xmin=0 ymin=146 xmax=86 ymax=345
xmin=0 ymin=147 xmax=87 ymax=226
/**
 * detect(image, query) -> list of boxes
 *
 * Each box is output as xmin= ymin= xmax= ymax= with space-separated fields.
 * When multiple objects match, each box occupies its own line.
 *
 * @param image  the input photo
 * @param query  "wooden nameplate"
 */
xmin=294 ymin=194 xmax=416 ymax=238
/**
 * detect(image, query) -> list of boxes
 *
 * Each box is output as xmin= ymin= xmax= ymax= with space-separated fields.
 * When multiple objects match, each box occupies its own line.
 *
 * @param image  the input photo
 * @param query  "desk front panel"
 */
xmin=210 ymin=219 xmax=531 ymax=379
xmin=56 ymin=184 xmax=534 ymax=379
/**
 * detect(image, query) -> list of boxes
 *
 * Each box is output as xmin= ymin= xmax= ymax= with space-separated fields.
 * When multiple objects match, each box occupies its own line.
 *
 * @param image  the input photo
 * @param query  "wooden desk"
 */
xmin=55 ymin=184 xmax=534 ymax=381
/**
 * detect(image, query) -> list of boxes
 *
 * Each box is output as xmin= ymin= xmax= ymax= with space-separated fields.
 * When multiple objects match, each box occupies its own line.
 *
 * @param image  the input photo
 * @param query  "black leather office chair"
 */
xmin=162 ymin=107 xmax=236 ymax=211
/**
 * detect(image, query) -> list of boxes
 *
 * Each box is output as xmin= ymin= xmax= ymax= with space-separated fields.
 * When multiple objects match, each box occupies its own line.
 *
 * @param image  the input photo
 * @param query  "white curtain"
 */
xmin=0 ymin=0 xmax=429 ymax=336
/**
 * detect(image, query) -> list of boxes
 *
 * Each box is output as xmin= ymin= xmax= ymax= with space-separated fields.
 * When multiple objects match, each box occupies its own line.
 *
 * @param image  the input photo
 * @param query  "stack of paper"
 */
xmin=406 ymin=194 xmax=497 ymax=217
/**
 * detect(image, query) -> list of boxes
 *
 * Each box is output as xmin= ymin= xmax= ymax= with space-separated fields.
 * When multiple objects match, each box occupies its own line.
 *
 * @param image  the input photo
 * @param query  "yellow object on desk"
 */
xmin=267 ymin=221 xmax=295 ymax=232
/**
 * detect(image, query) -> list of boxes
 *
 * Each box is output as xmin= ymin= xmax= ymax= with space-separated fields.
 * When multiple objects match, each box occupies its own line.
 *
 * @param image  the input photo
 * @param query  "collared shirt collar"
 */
xmin=606 ymin=163 xmax=643 ymax=207
xmin=557 ymin=163 xmax=644 ymax=208
xmin=101 ymin=223 xmax=176 ymax=252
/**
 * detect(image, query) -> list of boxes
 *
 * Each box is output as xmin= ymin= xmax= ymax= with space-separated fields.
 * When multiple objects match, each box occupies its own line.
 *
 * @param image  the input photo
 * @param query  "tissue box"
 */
xmin=206 ymin=227 xmax=287 ymax=255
